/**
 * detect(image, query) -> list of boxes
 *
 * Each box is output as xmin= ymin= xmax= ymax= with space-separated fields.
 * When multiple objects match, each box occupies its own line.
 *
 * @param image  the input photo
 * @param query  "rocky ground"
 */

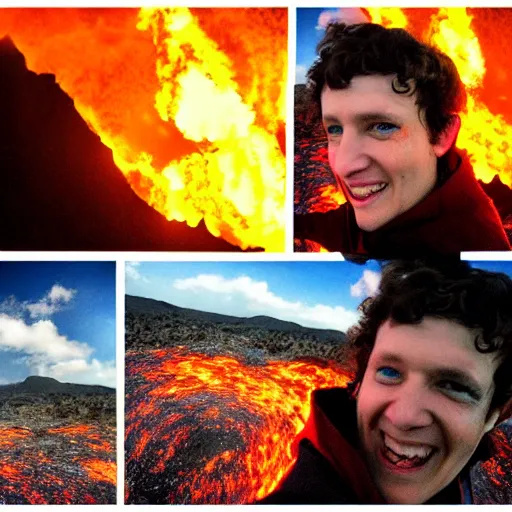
xmin=0 ymin=390 xmax=116 ymax=504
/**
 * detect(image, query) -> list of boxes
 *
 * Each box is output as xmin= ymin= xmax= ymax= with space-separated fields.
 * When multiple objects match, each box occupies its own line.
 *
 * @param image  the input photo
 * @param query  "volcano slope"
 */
xmin=125 ymin=296 xmax=511 ymax=504
xmin=0 ymin=377 xmax=116 ymax=504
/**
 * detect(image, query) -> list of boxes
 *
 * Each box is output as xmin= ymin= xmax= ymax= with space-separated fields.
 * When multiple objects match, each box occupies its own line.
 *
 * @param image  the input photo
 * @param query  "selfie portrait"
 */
xmin=125 ymin=259 xmax=511 ymax=504
xmin=294 ymin=8 xmax=512 ymax=257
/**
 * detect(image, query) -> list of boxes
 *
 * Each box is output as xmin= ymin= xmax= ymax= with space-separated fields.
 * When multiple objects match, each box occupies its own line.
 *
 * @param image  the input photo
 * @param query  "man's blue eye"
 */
xmin=372 ymin=123 xmax=399 ymax=135
xmin=327 ymin=125 xmax=343 ymax=135
xmin=376 ymin=367 xmax=401 ymax=380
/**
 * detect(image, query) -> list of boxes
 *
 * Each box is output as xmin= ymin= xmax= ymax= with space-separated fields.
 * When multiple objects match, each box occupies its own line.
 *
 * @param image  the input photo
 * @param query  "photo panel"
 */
xmin=0 ymin=261 xmax=116 ymax=504
xmin=125 ymin=258 xmax=512 ymax=504
xmin=294 ymin=8 xmax=512 ymax=257
xmin=0 ymin=7 xmax=287 ymax=252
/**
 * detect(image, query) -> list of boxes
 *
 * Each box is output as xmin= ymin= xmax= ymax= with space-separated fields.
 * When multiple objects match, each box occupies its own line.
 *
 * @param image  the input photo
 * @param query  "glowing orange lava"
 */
xmin=80 ymin=459 xmax=117 ymax=486
xmin=368 ymin=7 xmax=512 ymax=185
xmin=0 ymin=8 xmax=287 ymax=251
xmin=0 ymin=422 xmax=116 ymax=504
xmin=126 ymin=348 xmax=351 ymax=503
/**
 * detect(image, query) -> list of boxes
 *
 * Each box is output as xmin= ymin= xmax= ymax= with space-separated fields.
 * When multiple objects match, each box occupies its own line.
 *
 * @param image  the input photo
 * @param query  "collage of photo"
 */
xmin=1 ymin=4 xmax=511 ymax=507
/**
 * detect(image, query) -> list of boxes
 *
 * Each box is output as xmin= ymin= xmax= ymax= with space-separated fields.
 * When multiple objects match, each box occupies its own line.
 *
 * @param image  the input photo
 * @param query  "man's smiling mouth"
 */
xmin=346 ymin=183 xmax=388 ymax=201
xmin=381 ymin=433 xmax=436 ymax=469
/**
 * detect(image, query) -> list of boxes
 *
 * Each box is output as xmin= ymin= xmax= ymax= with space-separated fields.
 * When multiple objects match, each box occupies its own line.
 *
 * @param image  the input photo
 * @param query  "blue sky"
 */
xmin=0 ymin=262 xmax=116 ymax=387
xmin=127 ymin=260 xmax=512 ymax=334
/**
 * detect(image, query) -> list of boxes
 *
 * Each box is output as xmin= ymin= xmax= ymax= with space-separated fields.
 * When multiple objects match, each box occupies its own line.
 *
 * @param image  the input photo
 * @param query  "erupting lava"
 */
xmin=125 ymin=348 xmax=350 ymax=504
xmin=0 ymin=8 xmax=287 ymax=251
xmin=0 ymin=423 xmax=116 ymax=504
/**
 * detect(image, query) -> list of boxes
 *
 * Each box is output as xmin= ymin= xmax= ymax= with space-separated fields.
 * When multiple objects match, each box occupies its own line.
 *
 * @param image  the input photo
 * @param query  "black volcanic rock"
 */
xmin=0 ymin=375 xmax=115 ymax=395
xmin=0 ymin=37 xmax=241 ymax=251
xmin=126 ymin=294 xmax=346 ymax=343
xmin=480 ymin=174 xmax=512 ymax=220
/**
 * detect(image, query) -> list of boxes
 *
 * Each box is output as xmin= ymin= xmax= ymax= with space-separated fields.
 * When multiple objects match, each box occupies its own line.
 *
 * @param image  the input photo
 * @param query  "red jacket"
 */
xmin=260 ymin=388 xmax=467 ymax=504
xmin=295 ymin=151 xmax=511 ymax=257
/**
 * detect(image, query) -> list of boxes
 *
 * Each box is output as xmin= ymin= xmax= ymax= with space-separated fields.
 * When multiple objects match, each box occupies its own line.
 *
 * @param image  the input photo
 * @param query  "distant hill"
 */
xmin=126 ymin=294 xmax=346 ymax=343
xmin=0 ymin=376 xmax=115 ymax=395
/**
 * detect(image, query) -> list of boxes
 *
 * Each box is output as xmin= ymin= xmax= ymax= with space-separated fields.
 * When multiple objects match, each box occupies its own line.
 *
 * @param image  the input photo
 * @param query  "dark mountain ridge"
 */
xmin=0 ymin=375 xmax=115 ymax=395
xmin=126 ymin=294 xmax=346 ymax=343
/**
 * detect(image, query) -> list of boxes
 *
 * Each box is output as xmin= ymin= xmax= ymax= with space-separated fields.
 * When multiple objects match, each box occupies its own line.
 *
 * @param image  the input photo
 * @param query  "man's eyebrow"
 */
xmin=322 ymin=114 xmax=341 ymax=124
xmin=354 ymin=112 xmax=400 ymax=124
xmin=373 ymin=353 xmax=404 ymax=365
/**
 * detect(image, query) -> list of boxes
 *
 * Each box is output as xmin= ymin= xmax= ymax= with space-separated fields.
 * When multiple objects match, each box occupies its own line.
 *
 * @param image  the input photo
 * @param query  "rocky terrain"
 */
xmin=0 ymin=376 xmax=116 ymax=504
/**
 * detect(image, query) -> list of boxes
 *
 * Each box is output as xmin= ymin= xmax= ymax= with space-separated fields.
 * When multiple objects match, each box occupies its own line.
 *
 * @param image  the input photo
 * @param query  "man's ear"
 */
xmin=432 ymin=114 xmax=461 ymax=158
xmin=484 ymin=408 xmax=500 ymax=434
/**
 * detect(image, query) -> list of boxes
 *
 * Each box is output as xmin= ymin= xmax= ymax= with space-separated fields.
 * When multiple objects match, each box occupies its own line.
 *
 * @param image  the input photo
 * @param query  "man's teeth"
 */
xmin=384 ymin=434 xmax=433 ymax=459
xmin=349 ymin=183 xmax=387 ymax=199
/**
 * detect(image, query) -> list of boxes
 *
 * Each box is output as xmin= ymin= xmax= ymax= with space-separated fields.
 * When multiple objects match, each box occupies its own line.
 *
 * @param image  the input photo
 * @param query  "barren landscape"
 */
xmin=0 ymin=376 xmax=116 ymax=504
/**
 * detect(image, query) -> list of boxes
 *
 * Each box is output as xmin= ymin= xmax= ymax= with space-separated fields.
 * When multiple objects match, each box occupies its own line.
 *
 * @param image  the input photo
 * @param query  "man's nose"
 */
xmin=329 ymin=132 xmax=371 ymax=179
xmin=383 ymin=384 xmax=433 ymax=430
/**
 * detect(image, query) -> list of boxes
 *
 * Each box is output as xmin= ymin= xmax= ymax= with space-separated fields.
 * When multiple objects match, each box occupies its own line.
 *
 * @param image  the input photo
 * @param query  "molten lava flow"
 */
xmin=0 ymin=8 xmax=287 ymax=251
xmin=0 ymin=427 xmax=33 ymax=449
xmin=80 ymin=459 xmax=117 ymax=486
xmin=126 ymin=348 xmax=351 ymax=504
xmin=0 ymin=423 xmax=116 ymax=504
xmin=368 ymin=8 xmax=512 ymax=185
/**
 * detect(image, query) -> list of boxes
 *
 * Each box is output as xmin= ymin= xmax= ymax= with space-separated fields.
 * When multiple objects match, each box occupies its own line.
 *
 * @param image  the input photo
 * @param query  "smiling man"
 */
xmin=294 ymin=22 xmax=510 ymax=256
xmin=260 ymin=260 xmax=512 ymax=504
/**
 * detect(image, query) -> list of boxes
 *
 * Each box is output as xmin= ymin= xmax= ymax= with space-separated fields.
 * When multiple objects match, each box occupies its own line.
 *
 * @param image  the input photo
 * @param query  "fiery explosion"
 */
xmin=0 ymin=8 xmax=286 ymax=251
xmin=300 ymin=8 xmax=512 ymax=212
xmin=125 ymin=348 xmax=350 ymax=504
xmin=0 ymin=423 xmax=116 ymax=504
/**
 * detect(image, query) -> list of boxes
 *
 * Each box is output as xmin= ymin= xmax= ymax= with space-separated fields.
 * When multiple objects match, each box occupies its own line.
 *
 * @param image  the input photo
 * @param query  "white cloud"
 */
xmin=126 ymin=262 xmax=149 ymax=283
xmin=351 ymin=270 xmax=381 ymax=298
xmin=40 ymin=358 xmax=116 ymax=388
xmin=26 ymin=284 xmax=76 ymax=319
xmin=317 ymin=8 xmax=369 ymax=30
xmin=0 ymin=314 xmax=114 ymax=388
xmin=296 ymin=64 xmax=308 ymax=84
xmin=173 ymin=274 xmax=359 ymax=332
xmin=0 ymin=284 xmax=77 ymax=319
xmin=0 ymin=315 xmax=92 ymax=362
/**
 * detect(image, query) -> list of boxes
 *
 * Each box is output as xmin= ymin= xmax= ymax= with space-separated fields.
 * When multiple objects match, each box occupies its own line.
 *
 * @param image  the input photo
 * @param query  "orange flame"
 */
xmin=126 ymin=348 xmax=351 ymax=503
xmin=0 ymin=8 xmax=287 ymax=250
xmin=368 ymin=8 xmax=512 ymax=185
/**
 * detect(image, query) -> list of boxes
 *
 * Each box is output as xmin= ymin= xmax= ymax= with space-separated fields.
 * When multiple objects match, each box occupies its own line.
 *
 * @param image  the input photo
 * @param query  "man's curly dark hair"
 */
xmin=307 ymin=22 xmax=467 ymax=144
xmin=347 ymin=260 xmax=512 ymax=412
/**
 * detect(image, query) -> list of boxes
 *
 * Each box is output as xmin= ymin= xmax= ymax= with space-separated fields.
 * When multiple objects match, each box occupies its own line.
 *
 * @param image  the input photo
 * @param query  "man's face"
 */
xmin=357 ymin=317 xmax=500 ymax=504
xmin=321 ymin=75 xmax=448 ymax=232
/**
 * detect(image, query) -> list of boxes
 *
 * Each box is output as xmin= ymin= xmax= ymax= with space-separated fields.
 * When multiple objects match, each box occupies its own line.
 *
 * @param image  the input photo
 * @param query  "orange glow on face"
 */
xmin=367 ymin=7 xmax=512 ymax=185
xmin=126 ymin=348 xmax=351 ymax=503
xmin=0 ymin=8 xmax=287 ymax=251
